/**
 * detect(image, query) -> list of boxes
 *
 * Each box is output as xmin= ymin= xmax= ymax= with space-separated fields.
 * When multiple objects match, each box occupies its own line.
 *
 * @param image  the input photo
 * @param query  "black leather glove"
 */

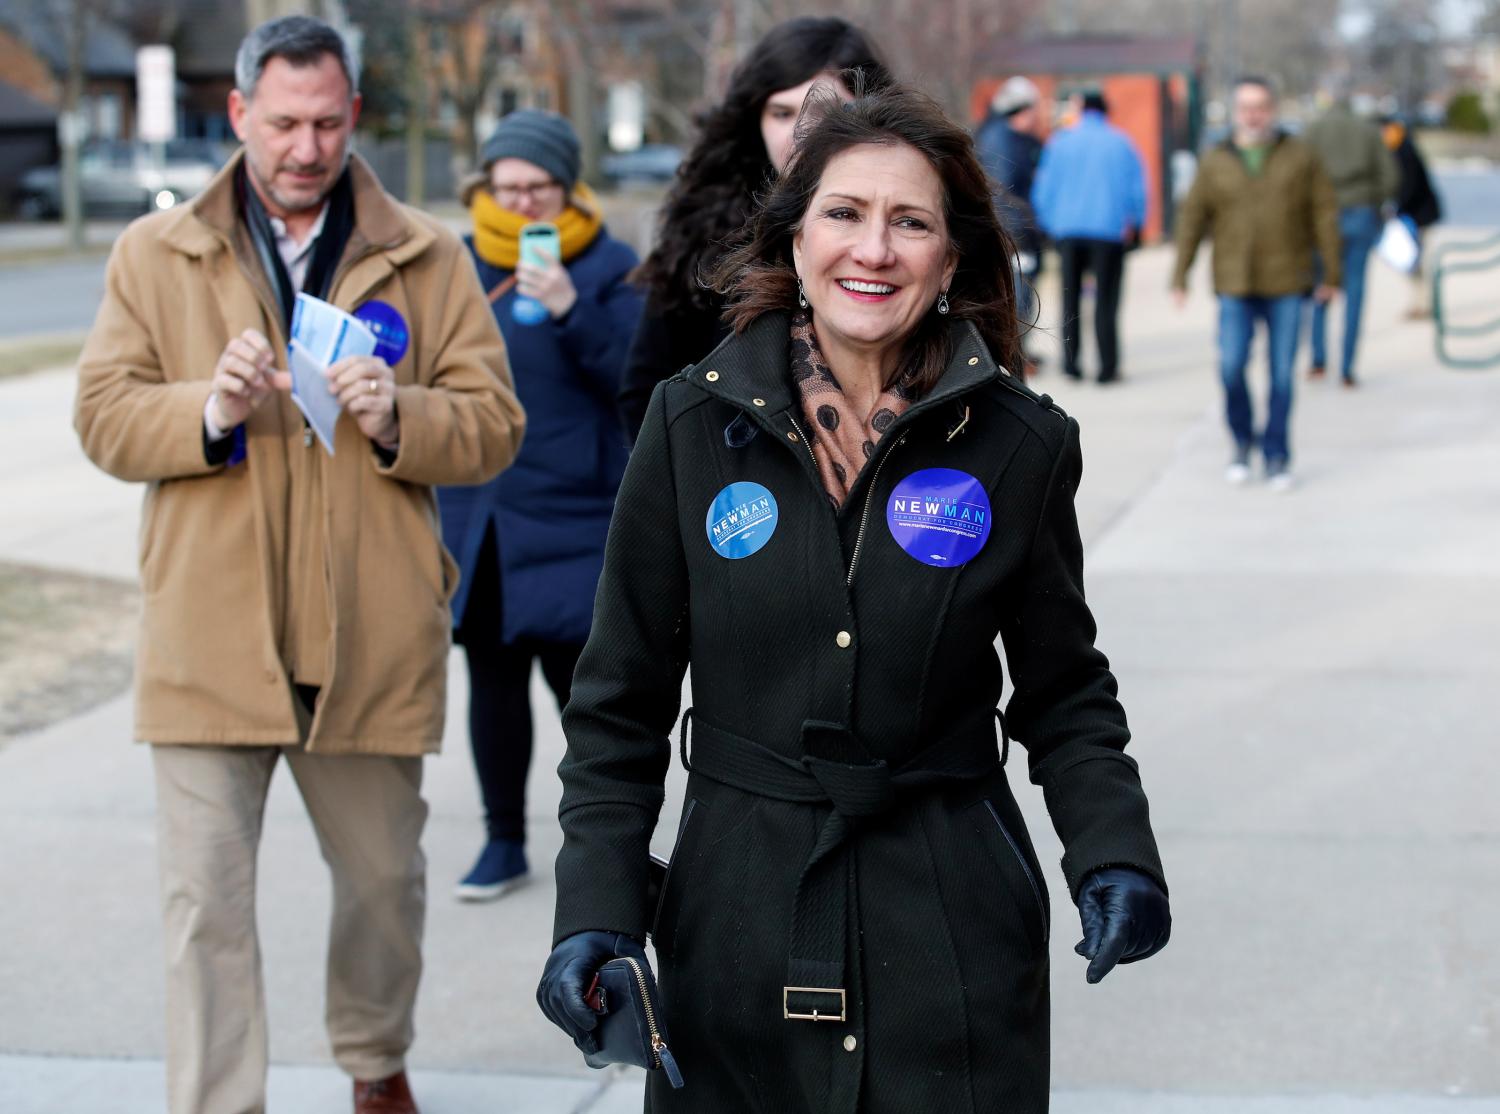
xmin=536 ymin=930 xmax=649 ymax=1053
xmin=1075 ymin=867 xmax=1171 ymax=984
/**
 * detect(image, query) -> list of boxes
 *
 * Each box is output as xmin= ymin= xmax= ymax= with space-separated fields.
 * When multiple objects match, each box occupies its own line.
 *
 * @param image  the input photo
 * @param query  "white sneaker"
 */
xmin=1267 ymin=468 xmax=1296 ymax=493
xmin=1225 ymin=461 xmax=1251 ymax=485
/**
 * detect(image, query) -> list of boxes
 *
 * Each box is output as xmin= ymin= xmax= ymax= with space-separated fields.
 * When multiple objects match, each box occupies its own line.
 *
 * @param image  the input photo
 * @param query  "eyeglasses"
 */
xmin=491 ymin=180 xmax=563 ymax=204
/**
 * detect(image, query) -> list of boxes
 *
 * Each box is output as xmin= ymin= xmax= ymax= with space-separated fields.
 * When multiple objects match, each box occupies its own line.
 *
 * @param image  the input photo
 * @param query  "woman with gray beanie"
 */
xmin=438 ymin=110 xmax=643 ymax=901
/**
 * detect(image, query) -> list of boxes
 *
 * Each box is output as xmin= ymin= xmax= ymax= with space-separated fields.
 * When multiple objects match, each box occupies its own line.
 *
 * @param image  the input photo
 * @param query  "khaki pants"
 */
xmin=152 ymin=742 xmax=427 ymax=1114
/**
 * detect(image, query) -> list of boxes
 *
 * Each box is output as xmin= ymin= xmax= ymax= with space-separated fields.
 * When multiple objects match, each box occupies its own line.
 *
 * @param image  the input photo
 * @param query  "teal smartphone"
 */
xmin=520 ymin=222 xmax=561 ymax=269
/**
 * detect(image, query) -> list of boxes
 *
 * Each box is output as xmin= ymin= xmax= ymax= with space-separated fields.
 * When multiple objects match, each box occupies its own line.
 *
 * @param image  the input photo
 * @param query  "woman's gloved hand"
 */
xmin=1075 ymin=867 xmax=1171 ymax=984
xmin=536 ymin=930 xmax=649 ymax=1052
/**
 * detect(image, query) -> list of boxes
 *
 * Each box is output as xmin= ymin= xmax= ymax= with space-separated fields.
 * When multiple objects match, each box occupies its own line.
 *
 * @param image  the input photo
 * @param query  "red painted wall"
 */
xmin=973 ymin=72 xmax=1172 ymax=243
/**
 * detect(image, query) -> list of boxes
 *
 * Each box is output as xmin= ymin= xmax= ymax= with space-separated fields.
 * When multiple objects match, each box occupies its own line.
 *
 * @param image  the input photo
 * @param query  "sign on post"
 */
xmin=136 ymin=45 xmax=176 ymax=144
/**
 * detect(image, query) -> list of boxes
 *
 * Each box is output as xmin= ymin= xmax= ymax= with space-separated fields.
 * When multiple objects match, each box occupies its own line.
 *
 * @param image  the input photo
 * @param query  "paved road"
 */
xmin=2 ymin=244 xmax=1498 ymax=1111
xmin=1434 ymin=165 xmax=1500 ymax=228
xmin=0 ymin=255 xmax=108 ymax=341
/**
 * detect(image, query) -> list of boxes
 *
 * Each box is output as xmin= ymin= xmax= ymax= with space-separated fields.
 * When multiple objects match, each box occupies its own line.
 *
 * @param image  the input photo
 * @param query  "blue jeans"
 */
xmin=1218 ymin=294 xmax=1302 ymax=465
xmin=1309 ymin=205 xmax=1381 ymax=380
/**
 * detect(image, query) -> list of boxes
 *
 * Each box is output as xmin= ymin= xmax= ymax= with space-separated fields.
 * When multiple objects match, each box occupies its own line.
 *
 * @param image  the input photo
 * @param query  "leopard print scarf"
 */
xmin=789 ymin=310 xmax=916 ymax=508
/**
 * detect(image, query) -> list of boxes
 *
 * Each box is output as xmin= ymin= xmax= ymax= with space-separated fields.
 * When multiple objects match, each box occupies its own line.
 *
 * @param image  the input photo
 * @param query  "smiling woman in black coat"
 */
xmin=538 ymin=85 xmax=1171 ymax=1114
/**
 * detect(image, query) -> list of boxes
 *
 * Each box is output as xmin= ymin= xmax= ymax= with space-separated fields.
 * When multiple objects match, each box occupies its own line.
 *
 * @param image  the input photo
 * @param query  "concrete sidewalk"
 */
xmin=2 ymin=241 xmax=1498 ymax=1110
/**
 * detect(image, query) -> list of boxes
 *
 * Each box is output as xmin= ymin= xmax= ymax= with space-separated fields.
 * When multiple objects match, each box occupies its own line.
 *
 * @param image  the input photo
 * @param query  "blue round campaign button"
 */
xmin=510 ymin=295 xmax=550 ymax=326
xmin=705 ymin=482 xmax=779 ymax=560
xmin=885 ymin=468 xmax=991 ymax=567
xmin=354 ymin=300 xmax=410 ymax=366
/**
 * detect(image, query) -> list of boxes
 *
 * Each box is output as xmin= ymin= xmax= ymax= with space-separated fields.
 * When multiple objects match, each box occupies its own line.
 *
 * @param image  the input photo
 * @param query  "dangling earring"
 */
xmin=797 ymin=279 xmax=808 ymax=309
xmin=937 ymin=290 xmax=950 ymax=315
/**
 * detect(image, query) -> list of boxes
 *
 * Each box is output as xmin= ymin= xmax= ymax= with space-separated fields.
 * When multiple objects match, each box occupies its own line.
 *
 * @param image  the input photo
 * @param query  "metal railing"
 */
xmin=1432 ymin=229 xmax=1500 ymax=370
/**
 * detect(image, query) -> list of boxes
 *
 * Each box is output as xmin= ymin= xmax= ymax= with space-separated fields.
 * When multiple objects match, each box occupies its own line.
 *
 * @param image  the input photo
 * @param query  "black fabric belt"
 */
xmin=678 ymin=709 xmax=1003 ymax=1022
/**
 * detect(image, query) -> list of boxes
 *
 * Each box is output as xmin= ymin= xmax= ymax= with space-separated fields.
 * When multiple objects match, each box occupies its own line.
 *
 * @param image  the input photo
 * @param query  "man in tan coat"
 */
xmin=73 ymin=16 xmax=524 ymax=1114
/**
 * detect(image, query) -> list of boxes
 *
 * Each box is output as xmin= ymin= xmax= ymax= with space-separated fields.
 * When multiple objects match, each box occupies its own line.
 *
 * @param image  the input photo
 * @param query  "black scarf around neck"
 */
xmin=237 ymin=162 xmax=355 ymax=329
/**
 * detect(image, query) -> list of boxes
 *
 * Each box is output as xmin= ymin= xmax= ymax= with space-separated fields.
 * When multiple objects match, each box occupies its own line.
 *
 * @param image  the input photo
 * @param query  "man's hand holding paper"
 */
xmin=288 ymin=292 xmax=399 ymax=454
xmin=326 ymin=352 xmax=399 ymax=449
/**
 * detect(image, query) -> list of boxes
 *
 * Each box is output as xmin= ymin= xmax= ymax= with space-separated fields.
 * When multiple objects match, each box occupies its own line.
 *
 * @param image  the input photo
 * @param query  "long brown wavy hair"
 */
xmin=711 ymin=83 xmax=1023 ymax=397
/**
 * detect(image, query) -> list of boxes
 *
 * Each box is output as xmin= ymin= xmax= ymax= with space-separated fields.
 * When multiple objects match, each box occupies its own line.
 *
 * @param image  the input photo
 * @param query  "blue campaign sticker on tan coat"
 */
xmin=886 ymin=468 xmax=992 ymax=567
xmin=706 ymin=482 xmax=779 ymax=559
xmin=354 ymin=300 xmax=411 ymax=366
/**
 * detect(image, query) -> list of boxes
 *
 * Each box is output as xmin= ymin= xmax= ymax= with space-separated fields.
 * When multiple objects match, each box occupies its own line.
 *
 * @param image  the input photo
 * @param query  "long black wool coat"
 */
xmin=553 ymin=311 xmax=1166 ymax=1114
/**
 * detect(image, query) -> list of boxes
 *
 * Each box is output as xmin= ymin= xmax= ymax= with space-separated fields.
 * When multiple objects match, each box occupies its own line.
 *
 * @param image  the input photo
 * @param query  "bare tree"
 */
xmin=773 ymin=0 xmax=1040 ymax=116
xmin=425 ymin=1 xmax=514 ymax=169
xmin=20 ymin=0 xmax=117 ymax=248
xmin=1052 ymin=0 xmax=1341 ymax=102
xmin=1350 ymin=0 xmax=1444 ymax=108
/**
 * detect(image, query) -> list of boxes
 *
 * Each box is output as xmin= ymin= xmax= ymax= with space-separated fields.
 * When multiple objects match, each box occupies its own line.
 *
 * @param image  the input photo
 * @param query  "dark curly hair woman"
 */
xmin=616 ymin=16 xmax=893 ymax=441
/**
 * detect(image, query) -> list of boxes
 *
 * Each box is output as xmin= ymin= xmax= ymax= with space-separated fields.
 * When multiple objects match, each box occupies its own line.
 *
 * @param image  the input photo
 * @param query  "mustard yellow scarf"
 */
xmin=469 ymin=183 xmax=604 ymax=270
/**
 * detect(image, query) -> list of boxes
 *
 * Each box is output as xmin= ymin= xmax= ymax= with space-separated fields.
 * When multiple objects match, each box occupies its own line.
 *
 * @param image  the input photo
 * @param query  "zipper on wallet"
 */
xmin=622 ymin=956 xmax=685 ymax=1088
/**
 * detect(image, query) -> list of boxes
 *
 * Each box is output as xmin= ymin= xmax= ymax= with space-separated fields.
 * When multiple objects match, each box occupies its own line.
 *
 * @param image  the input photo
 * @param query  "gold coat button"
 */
xmin=843 ymin=1035 xmax=857 ymax=1052
xmin=835 ymin=631 xmax=852 ymax=648
xmin=753 ymin=397 xmax=766 ymax=407
xmin=967 ymin=356 xmax=980 ymax=366
xmin=705 ymin=370 xmax=720 ymax=382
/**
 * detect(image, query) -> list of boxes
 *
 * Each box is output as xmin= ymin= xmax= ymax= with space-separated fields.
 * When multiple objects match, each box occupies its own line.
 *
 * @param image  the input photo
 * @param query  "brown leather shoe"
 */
xmin=1308 ymin=364 xmax=1326 ymax=380
xmin=354 ymin=1071 xmax=419 ymax=1114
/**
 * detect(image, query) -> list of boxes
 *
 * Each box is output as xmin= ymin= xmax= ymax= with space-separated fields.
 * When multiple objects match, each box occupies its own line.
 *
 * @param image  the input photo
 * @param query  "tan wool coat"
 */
xmin=74 ymin=152 xmax=526 ymax=755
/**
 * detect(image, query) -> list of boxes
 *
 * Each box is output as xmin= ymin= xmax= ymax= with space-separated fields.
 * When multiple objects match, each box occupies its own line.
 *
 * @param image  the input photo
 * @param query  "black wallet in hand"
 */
xmin=583 ymin=955 xmax=685 ymax=1089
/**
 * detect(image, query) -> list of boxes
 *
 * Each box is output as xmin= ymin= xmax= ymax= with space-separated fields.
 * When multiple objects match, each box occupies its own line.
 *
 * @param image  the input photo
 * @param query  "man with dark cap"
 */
xmin=976 ymin=76 xmax=1045 ymax=373
xmin=1032 ymin=89 xmax=1148 ymax=383
xmin=73 ymin=15 xmax=525 ymax=1114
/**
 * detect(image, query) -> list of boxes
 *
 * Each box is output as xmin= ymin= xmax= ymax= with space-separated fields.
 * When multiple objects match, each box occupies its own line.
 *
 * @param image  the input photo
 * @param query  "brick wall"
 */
xmin=0 ymin=30 xmax=59 ymax=106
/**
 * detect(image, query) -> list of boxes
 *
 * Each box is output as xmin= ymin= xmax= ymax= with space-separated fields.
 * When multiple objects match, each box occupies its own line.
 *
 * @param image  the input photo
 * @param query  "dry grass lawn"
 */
xmin=0 ymin=562 xmax=137 ymax=742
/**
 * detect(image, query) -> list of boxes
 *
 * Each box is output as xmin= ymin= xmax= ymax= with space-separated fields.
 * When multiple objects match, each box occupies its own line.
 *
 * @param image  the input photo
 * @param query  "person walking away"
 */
xmin=617 ymin=16 xmax=892 ymax=442
xmin=73 ymin=16 xmax=525 ymax=1114
xmin=976 ymin=76 xmax=1045 ymax=375
xmin=537 ymin=83 xmax=1169 ymax=1114
xmin=1031 ymin=89 xmax=1147 ymax=383
xmin=1381 ymin=115 xmax=1442 ymax=320
xmin=441 ymin=111 xmax=642 ymax=901
xmin=1171 ymin=75 xmax=1340 ymax=492
xmin=1303 ymin=88 xmax=1399 ymax=385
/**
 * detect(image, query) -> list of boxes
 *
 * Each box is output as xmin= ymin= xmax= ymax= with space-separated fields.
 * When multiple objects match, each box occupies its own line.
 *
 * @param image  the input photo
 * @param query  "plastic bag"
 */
xmin=1376 ymin=215 xmax=1421 ymax=275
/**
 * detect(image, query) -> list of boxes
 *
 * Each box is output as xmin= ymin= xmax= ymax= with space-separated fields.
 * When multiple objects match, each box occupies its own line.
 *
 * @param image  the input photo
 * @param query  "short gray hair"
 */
xmin=235 ymin=16 xmax=360 ymax=99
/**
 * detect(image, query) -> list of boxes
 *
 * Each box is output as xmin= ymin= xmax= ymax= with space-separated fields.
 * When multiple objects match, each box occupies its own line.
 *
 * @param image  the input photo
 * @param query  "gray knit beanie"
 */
xmin=479 ymin=110 xmax=581 ymax=190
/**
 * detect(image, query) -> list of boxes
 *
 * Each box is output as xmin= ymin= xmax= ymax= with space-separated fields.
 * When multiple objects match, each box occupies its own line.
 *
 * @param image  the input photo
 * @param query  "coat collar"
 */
xmin=157 ymin=149 xmax=435 ymax=266
xmin=686 ymin=310 xmax=1007 ymax=427
xmin=1219 ymin=128 xmax=1290 ymax=155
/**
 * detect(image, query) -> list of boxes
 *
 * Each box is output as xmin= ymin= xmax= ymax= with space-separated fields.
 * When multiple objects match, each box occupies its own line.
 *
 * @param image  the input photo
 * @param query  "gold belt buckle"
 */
xmin=783 ymin=985 xmax=847 ymax=1022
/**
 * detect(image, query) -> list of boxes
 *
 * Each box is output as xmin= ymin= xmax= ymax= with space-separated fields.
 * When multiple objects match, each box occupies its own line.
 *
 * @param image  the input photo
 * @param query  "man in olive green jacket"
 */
xmin=1172 ymin=76 xmax=1340 ymax=490
xmin=1303 ymin=94 xmax=1399 ymax=383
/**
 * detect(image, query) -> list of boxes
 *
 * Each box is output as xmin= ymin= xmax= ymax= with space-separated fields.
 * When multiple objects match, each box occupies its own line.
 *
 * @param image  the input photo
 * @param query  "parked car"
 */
xmin=599 ymin=144 xmax=682 ymax=188
xmin=13 ymin=139 xmax=227 ymax=219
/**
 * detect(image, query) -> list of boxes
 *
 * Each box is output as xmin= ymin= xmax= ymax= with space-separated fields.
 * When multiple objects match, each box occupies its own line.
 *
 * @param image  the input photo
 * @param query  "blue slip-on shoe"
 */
xmin=454 ymin=838 xmax=529 ymax=902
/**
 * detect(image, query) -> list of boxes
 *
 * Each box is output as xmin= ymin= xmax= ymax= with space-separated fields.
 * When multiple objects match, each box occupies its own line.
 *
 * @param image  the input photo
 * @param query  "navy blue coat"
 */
xmin=439 ymin=229 xmax=642 ymax=645
xmin=975 ymin=112 xmax=1044 ymax=256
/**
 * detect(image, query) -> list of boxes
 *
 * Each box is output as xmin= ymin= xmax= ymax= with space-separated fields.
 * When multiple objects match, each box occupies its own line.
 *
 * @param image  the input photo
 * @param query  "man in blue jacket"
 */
xmin=1032 ymin=90 xmax=1147 ymax=383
